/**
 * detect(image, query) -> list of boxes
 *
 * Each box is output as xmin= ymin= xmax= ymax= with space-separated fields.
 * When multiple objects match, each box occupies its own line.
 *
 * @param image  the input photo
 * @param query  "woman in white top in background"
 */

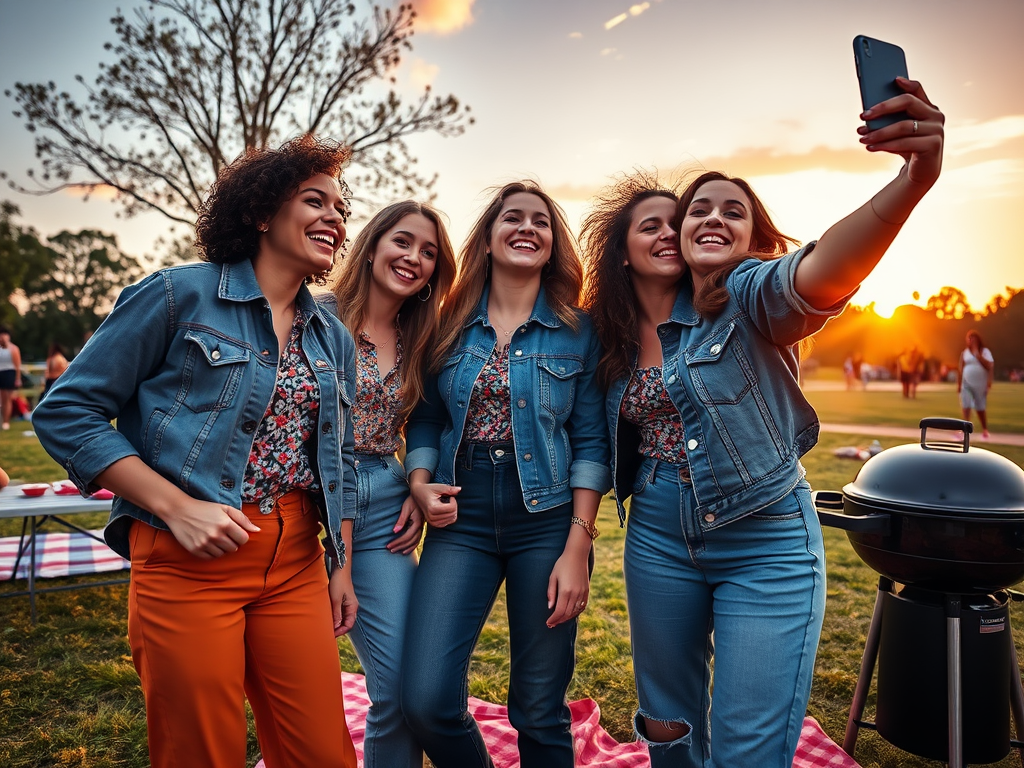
xmin=958 ymin=329 xmax=994 ymax=439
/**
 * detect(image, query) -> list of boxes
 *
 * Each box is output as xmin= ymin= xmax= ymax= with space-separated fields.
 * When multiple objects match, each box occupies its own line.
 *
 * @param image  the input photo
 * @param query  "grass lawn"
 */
xmin=3 ymin=394 xmax=1024 ymax=766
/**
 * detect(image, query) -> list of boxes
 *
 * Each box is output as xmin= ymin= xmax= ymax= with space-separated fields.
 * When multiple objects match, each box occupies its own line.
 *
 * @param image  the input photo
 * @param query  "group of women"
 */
xmin=33 ymin=76 xmax=945 ymax=768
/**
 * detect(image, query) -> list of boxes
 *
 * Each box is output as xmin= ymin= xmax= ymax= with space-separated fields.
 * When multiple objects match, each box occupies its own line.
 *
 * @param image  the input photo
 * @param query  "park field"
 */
xmin=1 ymin=380 xmax=1023 ymax=767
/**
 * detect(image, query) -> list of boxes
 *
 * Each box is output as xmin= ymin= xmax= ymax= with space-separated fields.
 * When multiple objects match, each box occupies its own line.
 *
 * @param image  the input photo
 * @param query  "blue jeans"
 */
xmin=348 ymin=453 xmax=420 ymax=768
xmin=624 ymin=458 xmax=825 ymax=768
xmin=401 ymin=443 xmax=578 ymax=768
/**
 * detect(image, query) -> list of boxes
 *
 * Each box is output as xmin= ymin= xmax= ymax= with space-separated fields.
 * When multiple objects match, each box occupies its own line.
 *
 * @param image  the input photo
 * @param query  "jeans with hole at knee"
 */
xmin=401 ymin=443 xmax=577 ymax=768
xmin=347 ymin=453 xmax=421 ymax=768
xmin=624 ymin=457 xmax=825 ymax=768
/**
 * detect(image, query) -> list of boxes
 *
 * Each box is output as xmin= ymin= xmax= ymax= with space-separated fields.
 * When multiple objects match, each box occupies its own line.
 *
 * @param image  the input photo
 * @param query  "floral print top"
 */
xmin=242 ymin=309 xmax=320 ymax=514
xmin=464 ymin=342 xmax=512 ymax=443
xmin=620 ymin=366 xmax=687 ymax=463
xmin=353 ymin=330 xmax=404 ymax=455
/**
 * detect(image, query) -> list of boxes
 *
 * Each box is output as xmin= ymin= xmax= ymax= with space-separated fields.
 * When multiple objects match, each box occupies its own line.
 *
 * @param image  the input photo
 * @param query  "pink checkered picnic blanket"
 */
xmin=256 ymin=672 xmax=860 ymax=768
xmin=0 ymin=529 xmax=129 ymax=580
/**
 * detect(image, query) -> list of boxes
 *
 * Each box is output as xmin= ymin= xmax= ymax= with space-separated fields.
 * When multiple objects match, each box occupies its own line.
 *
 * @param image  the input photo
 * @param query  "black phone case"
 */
xmin=854 ymin=35 xmax=910 ymax=131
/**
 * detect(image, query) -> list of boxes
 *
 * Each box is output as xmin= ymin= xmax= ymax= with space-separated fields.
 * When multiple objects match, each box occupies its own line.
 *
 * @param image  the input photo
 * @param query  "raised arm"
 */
xmin=794 ymin=78 xmax=945 ymax=309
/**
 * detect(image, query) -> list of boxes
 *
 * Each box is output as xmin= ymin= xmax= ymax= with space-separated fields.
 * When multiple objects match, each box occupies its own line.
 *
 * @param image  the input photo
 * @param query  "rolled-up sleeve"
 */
xmin=732 ymin=242 xmax=854 ymax=347
xmin=403 ymin=372 xmax=444 ymax=477
xmin=33 ymin=273 xmax=172 ymax=494
xmin=566 ymin=321 xmax=612 ymax=494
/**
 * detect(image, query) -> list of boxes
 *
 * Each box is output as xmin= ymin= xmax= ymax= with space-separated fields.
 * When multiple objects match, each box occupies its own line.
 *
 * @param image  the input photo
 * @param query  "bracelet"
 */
xmin=570 ymin=516 xmax=600 ymax=540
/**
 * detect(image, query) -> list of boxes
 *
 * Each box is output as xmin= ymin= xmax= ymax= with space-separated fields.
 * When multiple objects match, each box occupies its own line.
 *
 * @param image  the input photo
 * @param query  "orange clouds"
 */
xmin=410 ymin=0 xmax=475 ymax=34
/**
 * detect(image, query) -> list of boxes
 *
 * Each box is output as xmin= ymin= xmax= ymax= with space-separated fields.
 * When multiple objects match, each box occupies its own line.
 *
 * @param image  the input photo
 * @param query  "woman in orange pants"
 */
xmin=34 ymin=136 xmax=359 ymax=768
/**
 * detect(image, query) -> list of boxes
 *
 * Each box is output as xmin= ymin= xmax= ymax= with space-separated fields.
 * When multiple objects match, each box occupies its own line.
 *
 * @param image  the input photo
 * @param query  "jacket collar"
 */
xmin=217 ymin=260 xmax=328 ymax=328
xmin=668 ymin=281 xmax=701 ymax=327
xmin=466 ymin=283 xmax=561 ymax=330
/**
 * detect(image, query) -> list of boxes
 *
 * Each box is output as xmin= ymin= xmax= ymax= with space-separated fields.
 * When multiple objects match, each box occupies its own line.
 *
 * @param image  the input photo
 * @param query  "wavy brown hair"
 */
xmin=677 ymin=171 xmax=800 ymax=315
xmin=195 ymin=134 xmax=351 ymax=283
xmin=580 ymin=171 xmax=679 ymax=389
xmin=430 ymin=181 xmax=582 ymax=371
xmin=330 ymin=201 xmax=456 ymax=422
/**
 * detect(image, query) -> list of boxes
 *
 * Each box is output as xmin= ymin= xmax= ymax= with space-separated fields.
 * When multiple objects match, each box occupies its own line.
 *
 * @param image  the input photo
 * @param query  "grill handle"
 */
xmin=920 ymin=417 xmax=973 ymax=453
xmin=812 ymin=490 xmax=891 ymax=534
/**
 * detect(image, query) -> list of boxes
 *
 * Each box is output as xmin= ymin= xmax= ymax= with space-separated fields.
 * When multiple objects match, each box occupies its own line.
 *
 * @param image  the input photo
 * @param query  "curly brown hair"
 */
xmin=330 ymin=201 xmax=457 ymax=423
xmin=676 ymin=171 xmax=800 ymax=315
xmin=430 ymin=181 xmax=583 ymax=371
xmin=195 ymin=135 xmax=352 ymax=280
xmin=581 ymin=171 xmax=679 ymax=389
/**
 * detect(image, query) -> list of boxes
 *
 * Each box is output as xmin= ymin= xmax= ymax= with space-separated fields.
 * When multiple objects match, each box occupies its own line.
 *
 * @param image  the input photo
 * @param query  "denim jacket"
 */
xmin=405 ymin=286 xmax=611 ymax=511
xmin=607 ymin=244 xmax=849 ymax=528
xmin=33 ymin=260 xmax=357 ymax=562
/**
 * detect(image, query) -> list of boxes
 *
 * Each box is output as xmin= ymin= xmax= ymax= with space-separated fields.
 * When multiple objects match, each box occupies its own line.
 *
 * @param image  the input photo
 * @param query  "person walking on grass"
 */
xmin=0 ymin=325 xmax=22 ymax=430
xmin=959 ymin=329 xmax=994 ymax=439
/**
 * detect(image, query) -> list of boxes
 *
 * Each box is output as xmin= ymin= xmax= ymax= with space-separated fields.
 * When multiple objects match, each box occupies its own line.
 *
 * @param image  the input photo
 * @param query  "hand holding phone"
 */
xmin=854 ymin=35 xmax=910 ymax=130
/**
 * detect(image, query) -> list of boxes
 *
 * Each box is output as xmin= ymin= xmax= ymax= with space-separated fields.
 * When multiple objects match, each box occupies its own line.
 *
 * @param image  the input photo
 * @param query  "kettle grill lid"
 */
xmin=843 ymin=418 xmax=1024 ymax=516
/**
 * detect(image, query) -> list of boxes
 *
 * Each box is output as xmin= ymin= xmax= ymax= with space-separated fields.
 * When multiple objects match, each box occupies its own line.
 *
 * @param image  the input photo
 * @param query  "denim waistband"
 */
xmin=641 ymin=455 xmax=692 ymax=485
xmin=353 ymin=451 xmax=396 ymax=468
xmin=241 ymin=489 xmax=315 ymax=518
xmin=458 ymin=441 xmax=515 ymax=467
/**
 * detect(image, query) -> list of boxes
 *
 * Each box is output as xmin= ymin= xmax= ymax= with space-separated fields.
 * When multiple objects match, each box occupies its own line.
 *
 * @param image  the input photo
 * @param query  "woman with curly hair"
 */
xmin=327 ymin=201 xmax=456 ymax=768
xmin=582 ymin=78 xmax=945 ymax=767
xmin=400 ymin=181 xmax=611 ymax=768
xmin=34 ymin=135 xmax=359 ymax=768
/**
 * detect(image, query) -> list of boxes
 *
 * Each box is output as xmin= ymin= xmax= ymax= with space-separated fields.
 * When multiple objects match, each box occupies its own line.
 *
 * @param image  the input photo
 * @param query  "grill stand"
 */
xmin=843 ymin=576 xmax=1024 ymax=767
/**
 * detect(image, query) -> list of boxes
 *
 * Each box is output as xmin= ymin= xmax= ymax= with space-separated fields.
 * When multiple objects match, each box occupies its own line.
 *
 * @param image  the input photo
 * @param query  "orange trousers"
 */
xmin=127 ymin=491 xmax=357 ymax=768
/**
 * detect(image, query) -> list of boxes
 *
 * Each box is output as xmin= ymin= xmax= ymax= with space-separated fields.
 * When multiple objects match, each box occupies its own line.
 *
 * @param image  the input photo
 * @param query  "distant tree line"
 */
xmin=0 ymin=202 xmax=142 ymax=360
xmin=810 ymin=286 xmax=1024 ymax=380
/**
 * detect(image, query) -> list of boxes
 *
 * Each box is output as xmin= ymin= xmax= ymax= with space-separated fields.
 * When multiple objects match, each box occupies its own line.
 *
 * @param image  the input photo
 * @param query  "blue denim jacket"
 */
xmin=405 ymin=286 xmax=611 ymax=510
xmin=33 ymin=260 xmax=357 ymax=562
xmin=607 ymin=244 xmax=849 ymax=528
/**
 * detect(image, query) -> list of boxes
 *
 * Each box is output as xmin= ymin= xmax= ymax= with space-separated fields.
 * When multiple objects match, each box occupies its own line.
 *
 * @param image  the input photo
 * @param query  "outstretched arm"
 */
xmin=795 ymin=78 xmax=945 ymax=309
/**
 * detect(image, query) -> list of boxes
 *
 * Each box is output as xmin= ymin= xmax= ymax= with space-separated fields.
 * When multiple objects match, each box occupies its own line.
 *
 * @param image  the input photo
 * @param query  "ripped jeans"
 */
xmin=623 ymin=457 xmax=825 ymax=768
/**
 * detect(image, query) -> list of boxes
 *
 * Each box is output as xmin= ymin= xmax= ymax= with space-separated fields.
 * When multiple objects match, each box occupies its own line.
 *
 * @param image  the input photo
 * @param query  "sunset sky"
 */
xmin=1 ymin=0 xmax=1022 ymax=317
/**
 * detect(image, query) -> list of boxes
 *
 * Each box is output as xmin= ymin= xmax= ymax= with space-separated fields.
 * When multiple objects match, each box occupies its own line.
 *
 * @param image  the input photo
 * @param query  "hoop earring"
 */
xmin=417 ymin=283 xmax=432 ymax=302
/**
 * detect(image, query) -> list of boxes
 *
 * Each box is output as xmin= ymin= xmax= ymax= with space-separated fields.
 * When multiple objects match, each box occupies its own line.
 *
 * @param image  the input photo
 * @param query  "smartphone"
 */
xmin=853 ymin=35 xmax=910 ymax=130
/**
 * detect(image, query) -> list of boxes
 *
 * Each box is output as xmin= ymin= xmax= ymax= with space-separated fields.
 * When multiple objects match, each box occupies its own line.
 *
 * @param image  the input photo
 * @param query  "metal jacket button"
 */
xmin=710 ymin=344 xmax=722 ymax=355
xmin=494 ymin=449 xmax=505 ymax=457
xmin=687 ymin=438 xmax=698 ymax=451
xmin=514 ymin=349 xmax=523 ymax=356
xmin=517 ymin=399 xmax=527 ymax=408
xmin=524 ymin=453 xmax=532 ymax=461
xmin=704 ymin=513 xmax=715 ymax=523
xmin=242 ymin=420 xmax=257 ymax=434
xmin=328 ymin=482 xmax=337 ymax=493
xmin=321 ymin=423 xmax=332 ymax=434
xmin=211 ymin=349 xmax=221 ymax=360
xmin=530 ymin=499 xmax=538 ymax=506
xmin=667 ymin=374 xmax=677 ymax=384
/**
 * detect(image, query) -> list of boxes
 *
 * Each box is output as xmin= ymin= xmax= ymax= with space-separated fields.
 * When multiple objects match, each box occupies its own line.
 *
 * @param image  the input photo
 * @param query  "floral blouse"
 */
xmin=464 ymin=342 xmax=513 ymax=443
xmin=353 ymin=330 xmax=404 ymax=455
xmin=620 ymin=366 xmax=687 ymax=463
xmin=242 ymin=309 xmax=320 ymax=514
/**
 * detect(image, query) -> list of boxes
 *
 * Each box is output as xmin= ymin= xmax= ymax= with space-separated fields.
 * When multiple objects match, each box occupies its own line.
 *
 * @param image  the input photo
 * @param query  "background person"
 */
xmin=0 ymin=325 xmax=22 ymax=430
xmin=33 ymin=136 xmax=360 ymax=768
xmin=583 ymin=76 xmax=944 ymax=768
xmin=328 ymin=200 xmax=456 ymax=768
xmin=401 ymin=182 xmax=610 ymax=768
xmin=41 ymin=342 xmax=70 ymax=399
xmin=958 ymin=329 xmax=994 ymax=439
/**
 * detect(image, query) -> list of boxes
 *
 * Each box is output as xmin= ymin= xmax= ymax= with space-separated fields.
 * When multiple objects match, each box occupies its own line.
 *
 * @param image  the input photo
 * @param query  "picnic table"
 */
xmin=0 ymin=483 xmax=121 ymax=623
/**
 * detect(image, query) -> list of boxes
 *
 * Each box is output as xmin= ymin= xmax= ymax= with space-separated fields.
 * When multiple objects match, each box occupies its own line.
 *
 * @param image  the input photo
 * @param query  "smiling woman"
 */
xmin=32 ymin=134 xmax=360 ymax=768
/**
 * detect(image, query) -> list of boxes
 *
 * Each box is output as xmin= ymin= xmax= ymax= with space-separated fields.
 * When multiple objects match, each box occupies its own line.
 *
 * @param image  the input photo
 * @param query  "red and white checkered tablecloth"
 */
xmin=0 ymin=529 xmax=129 ymax=580
xmin=255 ymin=672 xmax=860 ymax=768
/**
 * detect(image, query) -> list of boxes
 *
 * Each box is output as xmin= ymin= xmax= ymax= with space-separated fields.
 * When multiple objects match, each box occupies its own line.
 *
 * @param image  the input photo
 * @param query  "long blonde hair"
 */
xmin=331 ymin=201 xmax=456 ymax=422
xmin=430 ymin=181 xmax=582 ymax=371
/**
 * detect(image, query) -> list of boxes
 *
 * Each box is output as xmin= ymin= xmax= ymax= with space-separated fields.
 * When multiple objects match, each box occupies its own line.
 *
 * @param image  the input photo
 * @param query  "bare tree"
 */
xmin=3 ymin=0 xmax=473 ymax=226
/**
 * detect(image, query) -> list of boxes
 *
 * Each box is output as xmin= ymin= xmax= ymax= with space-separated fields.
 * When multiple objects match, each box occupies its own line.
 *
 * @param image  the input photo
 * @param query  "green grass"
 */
xmin=3 ymin=406 xmax=1024 ymax=766
xmin=804 ymin=376 xmax=1024 ymax=435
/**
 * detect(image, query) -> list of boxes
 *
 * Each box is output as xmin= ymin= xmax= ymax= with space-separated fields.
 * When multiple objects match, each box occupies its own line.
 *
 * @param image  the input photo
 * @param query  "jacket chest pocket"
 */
xmin=537 ymin=358 xmax=583 ymax=416
xmin=684 ymin=323 xmax=756 ymax=406
xmin=180 ymin=330 xmax=251 ymax=413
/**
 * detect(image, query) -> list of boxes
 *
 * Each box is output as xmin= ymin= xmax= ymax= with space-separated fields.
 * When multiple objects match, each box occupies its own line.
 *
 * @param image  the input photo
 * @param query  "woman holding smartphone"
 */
xmin=582 ymin=79 xmax=945 ymax=767
xmin=33 ymin=136 xmax=359 ymax=768
xmin=400 ymin=182 xmax=611 ymax=768
xmin=329 ymin=200 xmax=456 ymax=768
